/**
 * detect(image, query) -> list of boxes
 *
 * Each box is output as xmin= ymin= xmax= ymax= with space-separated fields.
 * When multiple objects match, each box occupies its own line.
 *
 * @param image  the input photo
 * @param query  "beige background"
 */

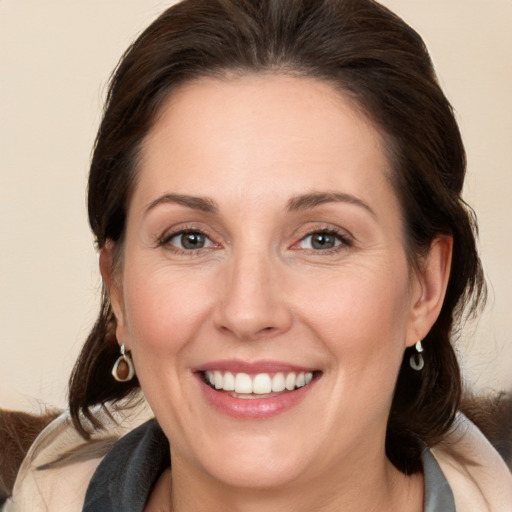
xmin=1 ymin=0 xmax=511 ymax=412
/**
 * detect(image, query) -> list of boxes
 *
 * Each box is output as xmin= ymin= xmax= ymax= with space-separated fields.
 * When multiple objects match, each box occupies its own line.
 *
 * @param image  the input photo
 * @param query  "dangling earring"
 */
xmin=409 ymin=340 xmax=424 ymax=371
xmin=112 ymin=344 xmax=135 ymax=382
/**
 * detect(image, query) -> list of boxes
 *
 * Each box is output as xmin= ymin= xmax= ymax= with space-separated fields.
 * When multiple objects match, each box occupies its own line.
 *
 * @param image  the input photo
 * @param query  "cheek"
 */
xmin=121 ymin=263 xmax=214 ymax=357
xmin=302 ymin=272 xmax=410 ymax=427
xmin=299 ymin=263 xmax=410 ymax=327
xmin=292 ymin=261 xmax=411 ymax=372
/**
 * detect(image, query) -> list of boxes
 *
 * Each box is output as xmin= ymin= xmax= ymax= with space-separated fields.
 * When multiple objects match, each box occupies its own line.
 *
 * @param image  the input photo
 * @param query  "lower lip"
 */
xmin=197 ymin=375 xmax=317 ymax=420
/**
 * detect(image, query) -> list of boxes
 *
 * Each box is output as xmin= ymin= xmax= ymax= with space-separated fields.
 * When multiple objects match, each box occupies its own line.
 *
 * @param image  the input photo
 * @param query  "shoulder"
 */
xmin=432 ymin=412 xmax=512 ymax=512
xmin=3 ymin=402 xmax=153 ymax=512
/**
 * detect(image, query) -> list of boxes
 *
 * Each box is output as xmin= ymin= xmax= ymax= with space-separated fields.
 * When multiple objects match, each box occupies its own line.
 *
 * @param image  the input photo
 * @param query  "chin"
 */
xmin=201 ymin=451 xmax=308 ymax=490
xmin=172 ymin=422 xmax=319 ymax=490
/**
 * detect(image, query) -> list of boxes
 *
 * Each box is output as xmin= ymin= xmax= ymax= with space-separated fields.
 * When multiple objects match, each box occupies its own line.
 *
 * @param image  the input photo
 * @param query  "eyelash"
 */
xmin=155 ymin=226 xmax=353 ymax=255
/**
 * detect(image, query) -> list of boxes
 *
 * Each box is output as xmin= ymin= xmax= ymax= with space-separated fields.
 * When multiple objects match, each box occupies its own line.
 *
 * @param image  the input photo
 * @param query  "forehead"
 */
xmin=133 ymin=73 xmax=397 ymax=215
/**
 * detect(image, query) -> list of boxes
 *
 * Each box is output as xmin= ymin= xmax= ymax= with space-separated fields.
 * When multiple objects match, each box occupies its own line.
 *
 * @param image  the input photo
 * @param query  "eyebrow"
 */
xmin=286 ymin=192 xmax=376 ymax=218
xmin=144 ymin=191 xmax=375 ymax=217
xmin=144 ymin=193 xmax=219 ymax=215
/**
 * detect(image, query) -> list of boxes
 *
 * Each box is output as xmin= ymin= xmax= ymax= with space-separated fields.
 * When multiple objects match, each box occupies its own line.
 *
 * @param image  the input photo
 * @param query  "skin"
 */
xmin=101 ymin=74 xmax=452 ymax=511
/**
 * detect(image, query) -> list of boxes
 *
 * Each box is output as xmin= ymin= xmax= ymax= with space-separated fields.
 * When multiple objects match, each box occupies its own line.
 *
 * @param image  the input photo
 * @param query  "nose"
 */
xmin=213 ymin=249 xmax=293 ymax=341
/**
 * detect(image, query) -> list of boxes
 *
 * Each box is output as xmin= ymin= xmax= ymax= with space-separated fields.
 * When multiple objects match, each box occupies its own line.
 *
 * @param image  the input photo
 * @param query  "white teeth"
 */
xmin=214 ymin=370 xmax=223 ymax=389
xmin=285 ymin=372 xmax=296 ymax=391
xmin=223 ymin=371 xmax=235 ymax=391
xmin=204 ymin=370 xmax=314 ymax=394
xmin=253 ymin=373 xmax=272 ymax=394
xmin=271 ymin=372 xmax=286 ymax=392
xmin=234 ymin=373 xmax=253 ymax=394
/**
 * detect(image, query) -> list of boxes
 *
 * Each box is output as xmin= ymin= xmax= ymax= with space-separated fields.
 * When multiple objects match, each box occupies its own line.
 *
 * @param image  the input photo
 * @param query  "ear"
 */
xmin=99 ymin=241 xmax=127 ymax=345
xmin=406 ymin=236 xmax=453 ymax=347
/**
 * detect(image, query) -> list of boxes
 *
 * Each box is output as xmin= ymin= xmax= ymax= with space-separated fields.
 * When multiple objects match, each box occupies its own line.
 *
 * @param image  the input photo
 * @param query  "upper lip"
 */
xmin=194 ymin=359 xmax=317 ymax=374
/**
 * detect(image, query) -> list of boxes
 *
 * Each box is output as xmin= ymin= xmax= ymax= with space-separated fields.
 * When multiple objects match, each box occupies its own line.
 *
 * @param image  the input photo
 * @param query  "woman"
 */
xmin=4 ymin=0 xmax=512 ymax=510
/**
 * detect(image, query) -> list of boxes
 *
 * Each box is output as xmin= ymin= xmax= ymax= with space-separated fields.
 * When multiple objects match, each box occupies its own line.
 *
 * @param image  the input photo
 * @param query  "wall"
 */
xmin=1 ymin=0 xmax=511 ymax=411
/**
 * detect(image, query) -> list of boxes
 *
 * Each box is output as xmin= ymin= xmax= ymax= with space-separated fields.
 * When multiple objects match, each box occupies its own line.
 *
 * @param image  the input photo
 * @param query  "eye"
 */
xmin=164 ymin=230 xmax=214 ymax=250
xmin=298 ymin=230 xmax=350 ymax=251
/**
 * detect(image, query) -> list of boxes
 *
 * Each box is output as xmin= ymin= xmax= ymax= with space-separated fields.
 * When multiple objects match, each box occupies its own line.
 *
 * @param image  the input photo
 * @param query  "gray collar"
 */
xmin=422 ymin=447 xmax=456 ymax=511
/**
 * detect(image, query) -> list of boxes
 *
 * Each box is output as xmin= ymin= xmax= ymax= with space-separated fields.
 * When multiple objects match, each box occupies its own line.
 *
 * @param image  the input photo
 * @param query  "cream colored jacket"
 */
xmin=4 ymin=407 xmax=512 ymax=512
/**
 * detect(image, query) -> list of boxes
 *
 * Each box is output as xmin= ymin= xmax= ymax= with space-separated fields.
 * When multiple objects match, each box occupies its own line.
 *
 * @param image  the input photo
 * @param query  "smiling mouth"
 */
xmin=202 ymin=370 xmax=317 ymax=398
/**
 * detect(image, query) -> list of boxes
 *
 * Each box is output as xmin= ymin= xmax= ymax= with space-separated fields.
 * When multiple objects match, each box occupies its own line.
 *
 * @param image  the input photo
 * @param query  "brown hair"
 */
xmin=69 ymin=0 xmax=485 ymax=473
xmin=0 ymin=408 xmax=59 ymax=503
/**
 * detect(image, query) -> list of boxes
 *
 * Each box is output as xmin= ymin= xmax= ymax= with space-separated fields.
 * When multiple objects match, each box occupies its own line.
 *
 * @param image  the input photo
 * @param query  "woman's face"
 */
xmin=107 ymin=75 xmax=441 ymax=490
